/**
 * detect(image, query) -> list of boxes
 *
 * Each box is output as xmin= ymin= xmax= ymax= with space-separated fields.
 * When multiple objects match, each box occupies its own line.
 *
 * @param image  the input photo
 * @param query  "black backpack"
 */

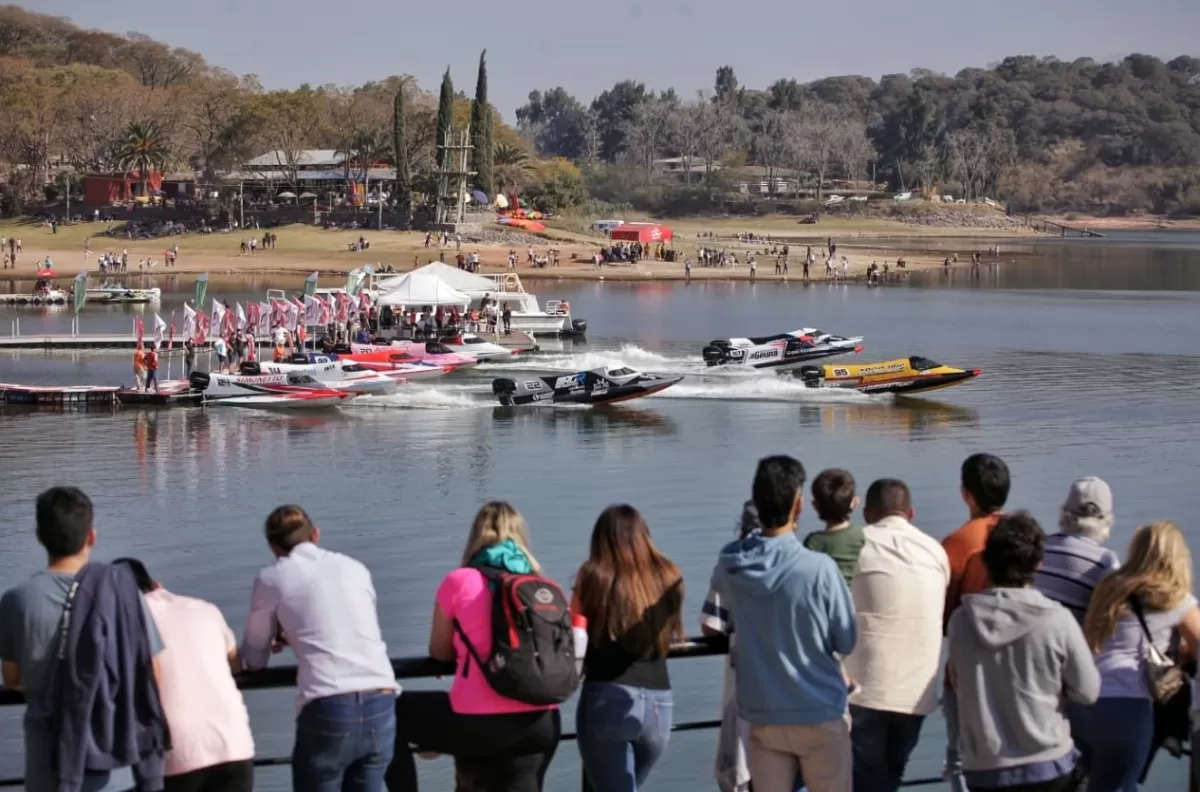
xmin=454 ymin=566 xmax=580 ymax=705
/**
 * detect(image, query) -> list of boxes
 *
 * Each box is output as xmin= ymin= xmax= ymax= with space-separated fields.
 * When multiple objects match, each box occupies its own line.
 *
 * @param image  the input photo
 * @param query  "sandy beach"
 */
xmin=0 ymin=215 xmax=1043 ymax=289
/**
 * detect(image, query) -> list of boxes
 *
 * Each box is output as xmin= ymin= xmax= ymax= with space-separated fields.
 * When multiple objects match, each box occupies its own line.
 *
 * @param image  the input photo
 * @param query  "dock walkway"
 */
xmin=0 ymin=330 xmax=539 ymax=353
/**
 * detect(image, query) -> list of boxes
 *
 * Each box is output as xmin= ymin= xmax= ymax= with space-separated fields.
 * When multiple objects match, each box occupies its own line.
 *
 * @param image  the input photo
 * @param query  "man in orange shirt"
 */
xmin=940 ymin=452 xmax=1011 ymax=792
xmin=132 ymin=346 xmax=147 ymax=392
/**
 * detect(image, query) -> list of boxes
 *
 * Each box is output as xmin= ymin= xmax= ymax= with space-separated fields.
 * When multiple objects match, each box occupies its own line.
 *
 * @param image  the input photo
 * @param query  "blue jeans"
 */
xmin=943 ymin=687 xmax=969 ymax=792
xmin=1071 ymin=697 xmax=1154 ymax=792
xmin=294 ymin=690 xmax=397 ymax=792
xmin=850 ymin=705 xmax=926 ymax=792
xmin=577 ymin=682 xmax=673 ymax=792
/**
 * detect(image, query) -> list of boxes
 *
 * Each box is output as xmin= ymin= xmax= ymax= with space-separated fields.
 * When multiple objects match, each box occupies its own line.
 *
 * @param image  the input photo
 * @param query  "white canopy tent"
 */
xmin=413 ymin=261 xmax=498 ymax=293
xmin=377 ymin=270 xmax=471 ymax=307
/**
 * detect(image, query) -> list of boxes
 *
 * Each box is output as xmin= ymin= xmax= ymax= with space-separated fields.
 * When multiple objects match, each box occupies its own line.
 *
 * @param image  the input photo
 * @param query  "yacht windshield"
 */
xmin=426 ymin=342 xmax=453 ymax=354
xmin=908 ymin=356 xmax=940 ymax=371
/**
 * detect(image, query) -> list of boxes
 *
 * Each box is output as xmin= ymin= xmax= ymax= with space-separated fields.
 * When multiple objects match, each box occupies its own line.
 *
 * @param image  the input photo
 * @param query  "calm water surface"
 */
xmin=1 ymin=235 xmax=1198 ymax=790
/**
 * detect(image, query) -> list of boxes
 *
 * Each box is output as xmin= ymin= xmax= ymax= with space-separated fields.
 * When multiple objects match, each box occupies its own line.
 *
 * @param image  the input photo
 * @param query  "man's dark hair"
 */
xmin=35 ymin=487 xmax=93 ymax=559
xmin=265 ymin=504 xmax=316 ymax=552
xmin=983 ymin=511 xmax=1045 ymax=588
xmin=864 ymin=478 xmax=911 ymax=521
xmin=811 ymin=468 xmax=857 ymax=524
xmin=752 ymin=456 xmax=807 ymax=530
xmin=961 ymin=453 xmax=1011 ymax=514
xmin=112 ymin=557 xmax=155 ymax=593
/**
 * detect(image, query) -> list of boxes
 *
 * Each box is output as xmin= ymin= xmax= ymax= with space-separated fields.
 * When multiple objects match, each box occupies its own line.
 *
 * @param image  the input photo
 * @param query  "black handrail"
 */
xmin=0 ymin=635 xmax=942 ymax=788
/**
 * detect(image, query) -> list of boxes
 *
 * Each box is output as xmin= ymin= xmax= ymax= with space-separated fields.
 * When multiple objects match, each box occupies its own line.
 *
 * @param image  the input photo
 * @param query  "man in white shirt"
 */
xmin=845 ymin=479 xmax=950 ymax=792
xmin=241 ymin=505 xmax=398 ymax=792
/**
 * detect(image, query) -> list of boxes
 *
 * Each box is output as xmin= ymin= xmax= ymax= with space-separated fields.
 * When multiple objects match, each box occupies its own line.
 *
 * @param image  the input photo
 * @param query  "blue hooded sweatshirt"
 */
xmin=710 ymin=531 xmax=857 ymax=726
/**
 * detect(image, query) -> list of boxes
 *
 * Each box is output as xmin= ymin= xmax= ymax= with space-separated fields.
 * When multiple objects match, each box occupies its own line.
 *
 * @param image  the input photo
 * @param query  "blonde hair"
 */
xmin=460 ymin=500 xmax=541 ymax=573
xmin=1083 ymin=521 xmax=1192 ymax=652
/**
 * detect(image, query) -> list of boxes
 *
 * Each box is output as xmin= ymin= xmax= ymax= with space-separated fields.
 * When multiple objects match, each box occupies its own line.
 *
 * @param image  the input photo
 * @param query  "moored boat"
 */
xmin=347 ymin=340 xmax=479 ymax=369
xmin=85 ymin=287 xmax=162 ymax=304
xmin=798 ymin=356 xmax=981 ymax=395
xmin=492 ymin=365 xmax=682 ymax=406
xmin=187 ymin=371 xmax=353 ymax=409
xmin=702 ymin=328 xmax=864 ymax=371
xmin=438 ymin=333 xmax=518 ymax=361
xmin=243 ymin=358 xmax=397 ymax=395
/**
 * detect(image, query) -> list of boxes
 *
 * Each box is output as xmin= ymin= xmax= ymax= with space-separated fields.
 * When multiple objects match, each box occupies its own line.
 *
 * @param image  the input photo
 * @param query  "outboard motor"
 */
xmin=331 ymin=343 xmax=353 ymax=354
xmin=799 ymin=365 xmax=822 ymax=387
xmin=287 ymin=353 xmax=309 ymax=364
xmin=492 ymin=378 xmax=518 ymax=407
xmin=188 ymin=371 xmax=211 ymax=392
xmin=570 ymin=318 xmax=588 ymax=335
xmin=239 ymin=361 xmax=261 ymax=376
xmin=702 ymin=340 xmax=732 ymax=364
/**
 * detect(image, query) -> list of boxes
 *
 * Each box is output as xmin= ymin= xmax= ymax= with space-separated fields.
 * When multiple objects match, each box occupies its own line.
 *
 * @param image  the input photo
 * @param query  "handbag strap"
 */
xmin=1128 ymin=595 xmax=1164 ymax=654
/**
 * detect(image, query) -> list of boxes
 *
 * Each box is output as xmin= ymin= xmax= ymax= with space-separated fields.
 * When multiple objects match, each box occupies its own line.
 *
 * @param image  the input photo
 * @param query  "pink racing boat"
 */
xmin=347 ymin=340 xmax=479 ymax=369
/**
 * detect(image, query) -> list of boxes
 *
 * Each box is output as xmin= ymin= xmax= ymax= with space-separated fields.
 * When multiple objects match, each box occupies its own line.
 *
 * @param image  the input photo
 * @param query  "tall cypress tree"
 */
xmin=470 ymin=50 xmax=494 ymax=197
xmin=392 ymin=81 xmax=412 ymax=228
xmin=435 ymin=67 xmax=454 ymax=171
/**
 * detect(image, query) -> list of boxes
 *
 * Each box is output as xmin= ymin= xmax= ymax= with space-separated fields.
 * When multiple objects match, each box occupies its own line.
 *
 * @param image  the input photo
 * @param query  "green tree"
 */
xmin=116 ymin=120 xmax=169 ymax=198
xmin=493 ymin=142 xmax=534 ymax=196
xmin=435 ymin=67 xmax=454 ymax=171
xmin=470 ymin=50 xmax=493 ymax=197
xmin=392 ymin=81 xmax=412 ymax=228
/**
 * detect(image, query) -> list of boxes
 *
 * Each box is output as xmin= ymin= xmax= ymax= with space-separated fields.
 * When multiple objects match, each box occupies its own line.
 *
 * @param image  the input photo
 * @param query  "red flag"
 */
xmin=222 ymin=302 xmax=236 ymax=337
xmin=336 ymin=292 xmax=350 ymax=322
xmin=195 ymin=312 xmax=210 ymax=345
xmin=247 ymin=302 xmax=261 ymax=331
xmin=168 ymin=312 xmax=176 ymax=351
xmin=135 ymin=317 xmax=145 ymax=349
xmin=359 ymin=290 xmax=371 ymax=314
xmin=316 ymin=295 xmax=332 ymax=325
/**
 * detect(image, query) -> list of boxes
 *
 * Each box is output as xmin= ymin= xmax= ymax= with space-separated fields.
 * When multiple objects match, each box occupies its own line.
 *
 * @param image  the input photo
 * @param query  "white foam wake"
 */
xmin=485 ymin=344 xmax=703 ymax=374
xmin=349 ymin=384 xmax=489 ymax=410
xmin=650 ymin=375 xmax=873 ymax=403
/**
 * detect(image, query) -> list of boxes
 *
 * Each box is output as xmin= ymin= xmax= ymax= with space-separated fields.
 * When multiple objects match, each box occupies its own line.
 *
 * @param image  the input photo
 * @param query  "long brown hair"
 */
xmin=574 ymin=504 xmax=684 ymax=657
xmin=1083 ymin=521 xmax=1192 ymax=652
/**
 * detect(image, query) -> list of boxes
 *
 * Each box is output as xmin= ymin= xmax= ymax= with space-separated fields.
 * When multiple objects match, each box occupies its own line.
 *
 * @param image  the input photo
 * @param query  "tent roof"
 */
xmin=411 ymin=261 xmax=499 ymax=294
xmin=377 ymin=270 xmax=471 ymax=307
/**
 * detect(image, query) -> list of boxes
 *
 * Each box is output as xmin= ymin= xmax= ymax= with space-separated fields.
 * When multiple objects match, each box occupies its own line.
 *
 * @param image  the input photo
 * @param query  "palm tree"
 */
xmin=493 ymin=142 xmax=534 ymax=200
xmin=116 ymin=121 xmax=170 ymax=200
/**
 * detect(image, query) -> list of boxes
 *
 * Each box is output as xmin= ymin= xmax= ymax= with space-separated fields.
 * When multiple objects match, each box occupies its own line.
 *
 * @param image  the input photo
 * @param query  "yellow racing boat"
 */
xmin=799 ymin=356 xmax=981 ymax=396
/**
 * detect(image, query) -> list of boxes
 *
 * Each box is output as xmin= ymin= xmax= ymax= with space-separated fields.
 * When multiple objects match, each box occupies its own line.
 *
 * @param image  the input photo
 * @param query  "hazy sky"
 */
xmin=26 ymin=0 xmax=1200 ymax=119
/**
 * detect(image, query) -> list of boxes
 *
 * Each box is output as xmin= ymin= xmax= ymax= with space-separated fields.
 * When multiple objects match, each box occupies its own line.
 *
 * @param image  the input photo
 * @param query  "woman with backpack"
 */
xmin=386 ymin=501 xmax=566 ymax=792
xmin=573 ymin=504 xmax=684 ymax=792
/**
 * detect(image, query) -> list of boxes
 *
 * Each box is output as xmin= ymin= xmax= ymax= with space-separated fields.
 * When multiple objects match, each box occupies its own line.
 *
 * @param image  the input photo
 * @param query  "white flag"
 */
xmin=303 ymin=295 xmax=320 ymax=325
xmin=236 ymin=303 xmax=247 ymax=331
xmin=182 ymin=303 xmax=197 ymax=338
xmin=287 ymin=302 xmax=300 ymax=331
xmin=211 ymin=300 xmax=226 ymax=332
xmin=153 ymin=313 xmax=167 ymax=346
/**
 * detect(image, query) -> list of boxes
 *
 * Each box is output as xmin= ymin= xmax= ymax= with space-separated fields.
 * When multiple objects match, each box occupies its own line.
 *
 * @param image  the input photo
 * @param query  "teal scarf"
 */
xmin=469 ymin=538 xmax=533 ymax=574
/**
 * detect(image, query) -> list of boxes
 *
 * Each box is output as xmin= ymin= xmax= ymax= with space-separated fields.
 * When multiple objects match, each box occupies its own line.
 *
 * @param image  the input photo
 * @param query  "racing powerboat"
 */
xmin=492 ymin=365 xmax=682 ymax=406
xmin=241 ymin=357 xmax=397 ymax=395
xmin=85 ymin=287 xmax=162 ymax=304
xmin=348 ymin=340 xmax=479 ymax=368
xmin=187 ymin=371 xmax=353 ymax=409
xmin=799 ymin=356 xmax=981 ymax=396
xmin=702 ymin=329 xmax=864 ymax=371
xmin=439 ymin=333 xmax=519 ymax=361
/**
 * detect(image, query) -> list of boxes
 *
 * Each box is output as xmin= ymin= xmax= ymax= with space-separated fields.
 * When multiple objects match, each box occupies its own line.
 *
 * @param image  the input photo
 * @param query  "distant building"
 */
xmin=82 ymin=170 xmax=164 ymax=204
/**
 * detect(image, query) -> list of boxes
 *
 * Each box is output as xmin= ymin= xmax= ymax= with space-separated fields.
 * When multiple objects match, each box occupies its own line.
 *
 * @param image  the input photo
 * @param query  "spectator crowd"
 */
xmin=1 ymin=451 xmax=1197 ymax=792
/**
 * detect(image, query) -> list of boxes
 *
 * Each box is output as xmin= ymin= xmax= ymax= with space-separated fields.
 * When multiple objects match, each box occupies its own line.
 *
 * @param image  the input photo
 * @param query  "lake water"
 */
xmin=1 ymin=232 xmax=1199 ymax=791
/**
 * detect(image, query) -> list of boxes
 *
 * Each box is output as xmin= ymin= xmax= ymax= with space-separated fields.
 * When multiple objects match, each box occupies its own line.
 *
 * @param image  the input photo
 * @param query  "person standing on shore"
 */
xmin=846 ymin=479 xmax=949 ymax=792
xmin=940 ymin=453 xmax=1011 ymax=792
xmin=241 ymin=505 xmax=397 ymax=792
xmin=1034 ymin=477 xmax=1121 ymax=624
xmin=709 ymin=455 xmax=857 ymax=792
xmin=133 ymin=345 xmax=147 ymax=391
xmin=184 ymin=340 xmax=196 ymax=378
xmin=144 ymin=345 xmax=160 ymax=393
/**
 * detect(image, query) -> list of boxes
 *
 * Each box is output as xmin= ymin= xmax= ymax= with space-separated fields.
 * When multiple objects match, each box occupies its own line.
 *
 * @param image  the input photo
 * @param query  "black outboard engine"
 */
xmin=239 ymin=361 xmax=261 ymax=376
xmin=570 ymin=318 xmax=588 ymax=335
xmin=492 ymin=378 xmax=518 ymax=406
xmin=702 ymin=339 xmax=732 ymax=364
xmin=287 ymin=353 xmax=309 ymax=364
xmin=799 ymin=365 xmax=822 ymax=386
xmin=188 ymin=371 xmax=211 ymax=392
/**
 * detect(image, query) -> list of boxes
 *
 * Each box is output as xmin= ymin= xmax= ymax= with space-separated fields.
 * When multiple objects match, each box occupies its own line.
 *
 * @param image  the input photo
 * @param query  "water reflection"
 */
xmin=798 ymin=398 xmax=980 ymax=439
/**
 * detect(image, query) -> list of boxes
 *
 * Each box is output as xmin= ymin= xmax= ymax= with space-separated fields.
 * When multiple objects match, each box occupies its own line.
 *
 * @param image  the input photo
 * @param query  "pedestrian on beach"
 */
xmin=241 ymin=505 xmax=397 ymax=792
xmin=709 ymin=455 xmax=856 ymax=792
xmin=573 ymin=505 xmax=684 ymax=792
xmin=947 ymin=512 xmax=1099 ymax=792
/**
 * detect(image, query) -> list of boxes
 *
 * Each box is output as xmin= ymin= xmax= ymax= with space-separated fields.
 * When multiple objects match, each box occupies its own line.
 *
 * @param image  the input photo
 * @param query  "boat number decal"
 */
xmin=728 ymin=349 xmax=745 ymax=358
xmin=524 ymin=381 xmax=543 ymax=390
xmin=833 ymin=368 xmax=850 ymax=377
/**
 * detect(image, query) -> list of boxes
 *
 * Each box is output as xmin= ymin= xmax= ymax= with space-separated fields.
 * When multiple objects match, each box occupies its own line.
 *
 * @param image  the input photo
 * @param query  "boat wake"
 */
xmin=650 ymin=375 xmax=873 ymax=403
xmin=350 ymin=385 xmax=489 ymax=411
xmin=485 ymin=344 xmax=704 ymax=374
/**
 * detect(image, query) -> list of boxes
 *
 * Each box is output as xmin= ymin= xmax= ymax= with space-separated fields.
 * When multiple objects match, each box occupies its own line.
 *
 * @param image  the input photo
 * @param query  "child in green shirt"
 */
xmin=803 ymin=467 xmax=866 ymax=589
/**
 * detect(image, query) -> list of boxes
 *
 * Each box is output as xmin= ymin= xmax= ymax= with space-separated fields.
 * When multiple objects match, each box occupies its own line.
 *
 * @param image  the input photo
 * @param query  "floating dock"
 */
xmin=0 ymin=330 xmax=540 ymax=353
xmin=0 ymin=293 xmax=69 ymax=306
xmin=0 ymin=381 xmax=201 ymax=408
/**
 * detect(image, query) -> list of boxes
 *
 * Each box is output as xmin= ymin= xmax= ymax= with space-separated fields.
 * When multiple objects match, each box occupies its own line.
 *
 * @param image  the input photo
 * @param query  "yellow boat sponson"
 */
xmin=798 ymin=356 xmax=980 ymax=395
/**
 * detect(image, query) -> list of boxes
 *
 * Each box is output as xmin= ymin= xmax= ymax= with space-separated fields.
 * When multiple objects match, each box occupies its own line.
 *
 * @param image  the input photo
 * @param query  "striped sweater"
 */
xmin=1033 ymin=533 xmax=1121 ymax=624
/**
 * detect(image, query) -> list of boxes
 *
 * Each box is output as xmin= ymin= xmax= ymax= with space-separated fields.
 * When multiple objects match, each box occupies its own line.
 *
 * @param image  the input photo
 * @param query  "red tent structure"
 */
xmin=610 ymin=222 xmax=673 ymax=244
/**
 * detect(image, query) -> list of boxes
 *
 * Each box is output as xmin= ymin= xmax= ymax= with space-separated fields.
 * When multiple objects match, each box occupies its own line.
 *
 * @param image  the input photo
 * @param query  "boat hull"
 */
xmin=703 ymin=331 xmax=864 ymax=371
xmin=207 ymin=393 xmax=350 ymax=409
xmin=799 ymin=359 xmax=980 ymax=395
xmin=493 ymin=375 xmax=682 ymax=406
xmin=707 ymin=345 xmax=863 ymax=371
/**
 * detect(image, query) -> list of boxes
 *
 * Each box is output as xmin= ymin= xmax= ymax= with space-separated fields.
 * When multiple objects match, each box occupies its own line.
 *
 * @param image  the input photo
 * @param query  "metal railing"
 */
xmin=0 ymin=636 xmax=942 ymax=789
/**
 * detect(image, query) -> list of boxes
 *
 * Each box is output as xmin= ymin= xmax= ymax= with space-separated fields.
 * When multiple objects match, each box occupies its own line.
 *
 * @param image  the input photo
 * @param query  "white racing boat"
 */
xmin=438 ymin=333 xmax=517 ymax=361
xmin=85 ymin=287 xmax=162 ymax=304
xmin=242 ymin=357 xmax=397 ymax=395
xmin=187 ymin=371 xmax=353 ymax=409
xmin=702 ymin=328 xmax=864 ymax=372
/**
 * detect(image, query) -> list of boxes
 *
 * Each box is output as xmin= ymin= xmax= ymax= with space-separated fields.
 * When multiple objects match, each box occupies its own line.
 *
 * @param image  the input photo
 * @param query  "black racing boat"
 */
xmin=492 ymin=365 xmax=682 ymax=406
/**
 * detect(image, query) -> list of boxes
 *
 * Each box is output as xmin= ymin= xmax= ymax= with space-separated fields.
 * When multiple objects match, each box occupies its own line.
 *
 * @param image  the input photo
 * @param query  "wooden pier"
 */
xmin=1023 ymin=216 xmax=1106 ymax=238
